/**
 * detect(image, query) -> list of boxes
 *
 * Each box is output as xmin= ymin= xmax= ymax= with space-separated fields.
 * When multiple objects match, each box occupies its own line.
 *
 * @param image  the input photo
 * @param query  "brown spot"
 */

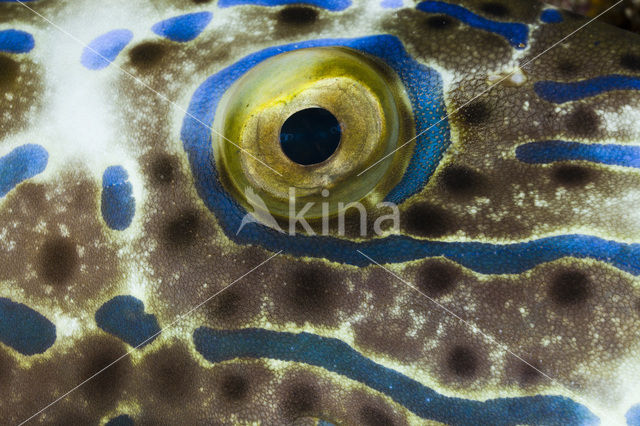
xmin=446 ymin=345 xmax=479 ymax=378
xmin=277 ymin=6 xmax=318 ymax=25
xmin=549 ymin=270 xmax=590 ymax=306
xmin=37 ymin=237 xmax=79 ymax=286
xmin=0 ymin=55 xmax=19 ymax=90
xmin=129 ymin=42 xmax=166 ymax=69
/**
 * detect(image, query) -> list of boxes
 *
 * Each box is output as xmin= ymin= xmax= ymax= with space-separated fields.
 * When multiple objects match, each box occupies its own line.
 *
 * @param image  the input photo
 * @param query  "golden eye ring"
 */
xmin=213 ymin=46 xmax=414 ymax=219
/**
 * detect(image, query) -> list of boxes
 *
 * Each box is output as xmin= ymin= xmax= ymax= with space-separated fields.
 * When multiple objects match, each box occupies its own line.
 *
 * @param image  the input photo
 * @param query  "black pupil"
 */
xmin=279 ymin=108 xmax=341 ymax=166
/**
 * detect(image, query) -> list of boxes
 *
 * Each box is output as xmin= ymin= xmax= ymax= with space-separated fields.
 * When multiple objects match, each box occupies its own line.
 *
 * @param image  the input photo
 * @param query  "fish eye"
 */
xmin=212 ymin=46 xmax=414 ymax=219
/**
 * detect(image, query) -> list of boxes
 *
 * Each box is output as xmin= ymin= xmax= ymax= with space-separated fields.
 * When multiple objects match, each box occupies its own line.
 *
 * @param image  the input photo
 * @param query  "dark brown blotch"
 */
xmin=37 ymin=237 xmax=79 ymax=286
xmin=620 ymin=53 xmax=640 ymax=71
xmin=149 ymin=154 xmax=177 ymax=185
xmin=284 ymin=264 xmax=343 ymax=323
xmin=417 ymin=262 xmax=458 ymax=297
xmin=552 ymin=164 xmax=593 ymax=187
xmin=0 ymin=55 xmax=19 ymax=90
xmin=281 ymin=383 xmax=319 ymax=419
xmin=458 ymin=101 xmax=491 ymax=126
xmin=358 ymin=404 xmax=396 ymax=426
xmin=163 ymin=210 xmax=200 ymax=248
xmin=277 ymin=6 xmax=318 ymax=25
xmin=425 ymin=15 xmax=455 ymax=29
xmin=517 ymin=360 xmax=543 ymax=386
xmin=446 ymin=345 xmax=479 ymax=378
xmin=557 ymin=60 xmax=579 ymax=77
xmin=79 ymin=338 xmax=131 ymax=407
xmin=439 ymin=165 xmax=484 ymax=197
xmin=566 ymin=106 xmax=600 ymax=137
xmin=129 ymin=42 xmax=167 ymax=69
xmin=548 ymin=270 xmax=591 ymax=306
xmin=403 ymin=203 xmax=452 ymax=238
xmin=146 ymin=344 xmax=197 ymax=403
xmin=218 ymin=372 xmax=249 ymax=403
xmin=480 ymin=2 xmax=509 ymax=17
xmin=207 ymin=289 xmax=243 ymax=322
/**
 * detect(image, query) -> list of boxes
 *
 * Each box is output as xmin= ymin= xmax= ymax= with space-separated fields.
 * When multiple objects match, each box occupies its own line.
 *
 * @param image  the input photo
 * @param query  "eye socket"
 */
xmin=212 ymin=46 xmax=414 ymax=219
xmin=279 ymin=107 xmax=342 ymax=166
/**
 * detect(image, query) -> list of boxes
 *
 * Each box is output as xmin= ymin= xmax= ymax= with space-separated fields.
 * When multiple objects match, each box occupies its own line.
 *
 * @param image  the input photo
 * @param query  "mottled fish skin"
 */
xmin=1 ymin=0 xmax=640 ymax=425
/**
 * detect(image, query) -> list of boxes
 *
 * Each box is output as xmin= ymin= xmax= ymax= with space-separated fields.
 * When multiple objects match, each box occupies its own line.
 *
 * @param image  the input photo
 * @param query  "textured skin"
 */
xmin=1 ymin=0 xmax=640 ymax=425
xmin=545 ymin=0 xmax=640 ymax=33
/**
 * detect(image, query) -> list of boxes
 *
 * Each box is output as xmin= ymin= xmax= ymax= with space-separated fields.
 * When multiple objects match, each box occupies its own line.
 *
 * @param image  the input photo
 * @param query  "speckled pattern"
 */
xmin=1 ymin=0 xmax=640 ymax=425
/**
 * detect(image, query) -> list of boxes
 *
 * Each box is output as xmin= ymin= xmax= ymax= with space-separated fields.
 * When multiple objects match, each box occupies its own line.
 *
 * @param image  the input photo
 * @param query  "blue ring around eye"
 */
xmin=181 ymin=34 xmax=450 ymax=207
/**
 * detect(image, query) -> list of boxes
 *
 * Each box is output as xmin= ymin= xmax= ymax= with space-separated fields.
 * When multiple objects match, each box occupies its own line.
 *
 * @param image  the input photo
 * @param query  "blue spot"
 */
xmin=194 ymin=327 xmax=599 ymax=425
xmin=541 ymin=9 xmax=563 ymax=23
xmin=95 ymin=295 xmax=160 ymax=347
xmin=535 ymin=75 xmax=640 ymax=103
xmin=81 ymin=29 xmax=133 ymax=70
xmin=0 ymin=29 xmax=34 ymax=53
xmin=416 ymin=1 xmax=529 ymax=48
xmin=151 ymin=12 xmax=213 ymax=42
xmin=627 ymin=404 xmax=640 ymax=426
xmin=381 ymin=0 xmax=402 ymax=9
xmin=101 ymin=166 xmax=135 ymax=231
xmin=0 ymin=144 xmax=48 ymax=198
xmin=0 ymin=298 xmax=56 ymax=355
xmin=516 ymin=141 xmax=640 ymax=168
xmin=106 ymin=415 xmax=134 ymax=426
xmin=218 ymin=0 xmax=351 ymax=11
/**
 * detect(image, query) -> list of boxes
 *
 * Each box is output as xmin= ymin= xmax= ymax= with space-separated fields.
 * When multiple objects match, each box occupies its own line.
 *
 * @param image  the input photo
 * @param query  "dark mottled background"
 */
xmin=546 ymin=0 xmax=640 ymax=32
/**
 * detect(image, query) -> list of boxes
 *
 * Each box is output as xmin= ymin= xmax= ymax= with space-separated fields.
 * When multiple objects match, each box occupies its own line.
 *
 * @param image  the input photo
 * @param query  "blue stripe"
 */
xmin=194 ymin=327 xmax=599 ymax=425
xmin=535 ymin=75 xmax=640 ymax=103
xmin=0 ymin=144 xmax=48 ymax=198
xmin=151 ymin=12 xmax=212 ymax=43
xmin=217 ymin=0 xmax=351 ymax=11
xmin=416 ymin=1 xmax=529 ymax=48
xmin=0 ymin=298 xmax=56 ymax=355
xmin=0 ymin=29 xmax=34 ymax=53
xmin=101 ymin=166 xmax=135 ymax=230
xmin=81 ymin=29 xmax=133 ymax=70
xmin=516 ymin=141 xmax=640 ymax=168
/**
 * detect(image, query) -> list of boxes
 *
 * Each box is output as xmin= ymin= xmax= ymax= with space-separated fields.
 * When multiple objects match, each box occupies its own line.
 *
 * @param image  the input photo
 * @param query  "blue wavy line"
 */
xmin=194 ymin=327 xmax=599 ymax=425
xmin=416 ymin=1 xmax=529 ymax=48
xmin=516 ymin=141 xmax=640 ymax=168
xmin=534 ymin=75 xmax=640 ymax=104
